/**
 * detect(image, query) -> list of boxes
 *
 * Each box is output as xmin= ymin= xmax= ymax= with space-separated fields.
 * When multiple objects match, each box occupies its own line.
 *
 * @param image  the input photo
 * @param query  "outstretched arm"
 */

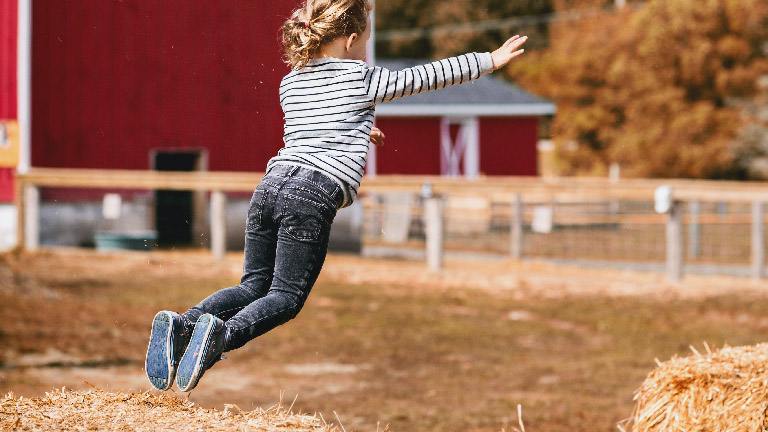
xmin=363 ymin=36 xmax=528 ymax=105
xmin=363 ymin=52 xmax=494 ymax=105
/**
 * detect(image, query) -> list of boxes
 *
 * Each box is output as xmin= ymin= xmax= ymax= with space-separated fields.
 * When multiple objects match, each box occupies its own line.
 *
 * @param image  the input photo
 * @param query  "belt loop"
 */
xmin=335 ymin=186 xmax=344 ymax=208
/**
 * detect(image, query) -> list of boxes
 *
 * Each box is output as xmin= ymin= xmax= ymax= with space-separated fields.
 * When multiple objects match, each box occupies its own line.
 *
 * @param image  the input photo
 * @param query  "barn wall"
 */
xmin=0 ymin=1 xmax=16 ymax=119
xmin=0 ymin=0 xmax=17 ymax=203
xmin=375 ymin=116 xmax=539 ymax=176
xmin=31 ymin=1 xmax=299 ymax=172
xmin=479 ymin=116 xmax=538 ymax=176
xmin=373 ymin=117 xmax=441 ymax=175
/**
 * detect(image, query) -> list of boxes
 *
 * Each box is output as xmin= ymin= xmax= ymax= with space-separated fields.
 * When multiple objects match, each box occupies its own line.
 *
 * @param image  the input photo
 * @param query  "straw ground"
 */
xmin=3 ymin=249 xmax=768 ymax=431
xmin=1 ymin=387 xmax=340 ymax=431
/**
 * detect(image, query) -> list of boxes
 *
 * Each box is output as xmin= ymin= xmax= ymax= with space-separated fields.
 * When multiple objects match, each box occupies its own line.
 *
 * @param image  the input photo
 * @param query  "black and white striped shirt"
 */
xmin=268 ymin=52 xmax=495 ymax=207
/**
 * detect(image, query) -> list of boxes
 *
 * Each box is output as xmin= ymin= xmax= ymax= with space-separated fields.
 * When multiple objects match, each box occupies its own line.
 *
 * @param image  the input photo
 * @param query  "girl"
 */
xmin=145 ymin=0 xmax=527 ymax=392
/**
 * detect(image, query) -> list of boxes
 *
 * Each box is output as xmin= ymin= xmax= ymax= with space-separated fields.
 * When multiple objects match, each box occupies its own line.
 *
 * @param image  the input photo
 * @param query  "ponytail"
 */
xmin=281 ymin=0 xmax=372 ymax=69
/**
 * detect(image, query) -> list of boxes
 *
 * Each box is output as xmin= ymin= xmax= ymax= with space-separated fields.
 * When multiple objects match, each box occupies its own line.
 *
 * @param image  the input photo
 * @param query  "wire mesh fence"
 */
xmin=361 ymin=194 xmax=762 ymax=272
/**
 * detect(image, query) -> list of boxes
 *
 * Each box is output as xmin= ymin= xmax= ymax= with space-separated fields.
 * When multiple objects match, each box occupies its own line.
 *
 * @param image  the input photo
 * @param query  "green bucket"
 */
xmin=94 ymin=231 xmax=158 ymax=252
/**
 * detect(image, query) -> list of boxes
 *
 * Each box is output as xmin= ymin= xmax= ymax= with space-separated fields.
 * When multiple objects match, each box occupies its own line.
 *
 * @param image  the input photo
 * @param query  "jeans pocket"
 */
xmin=284 ymin=214 xmax=323 ymax=241
xmin=282 ymin=193 xmax=335 ymax=242
xmin=246 ymin=189 xmax=268 ymax=232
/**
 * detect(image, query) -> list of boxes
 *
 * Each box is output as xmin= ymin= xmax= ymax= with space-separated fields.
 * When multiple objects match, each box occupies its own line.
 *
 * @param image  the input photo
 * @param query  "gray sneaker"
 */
xmin=145 ymin=311 xmax=190 ymax=391
xmin=176 ymin=313 xmax=227 ymax=392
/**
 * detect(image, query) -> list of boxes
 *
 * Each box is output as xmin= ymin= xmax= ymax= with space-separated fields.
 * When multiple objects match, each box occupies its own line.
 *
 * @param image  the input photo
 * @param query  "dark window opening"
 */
xmin=153 ymin=151 xmax=203 ymax=247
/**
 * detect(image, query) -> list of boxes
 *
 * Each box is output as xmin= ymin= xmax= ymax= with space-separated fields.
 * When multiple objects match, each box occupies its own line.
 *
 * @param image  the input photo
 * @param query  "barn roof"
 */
xmin=375 ymin=58 xmax=556 ymax=117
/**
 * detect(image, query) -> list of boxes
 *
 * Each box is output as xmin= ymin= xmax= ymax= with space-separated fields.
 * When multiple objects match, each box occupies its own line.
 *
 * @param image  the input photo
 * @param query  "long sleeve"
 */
xmin=362 ymin=52 xmax=495 ymax=105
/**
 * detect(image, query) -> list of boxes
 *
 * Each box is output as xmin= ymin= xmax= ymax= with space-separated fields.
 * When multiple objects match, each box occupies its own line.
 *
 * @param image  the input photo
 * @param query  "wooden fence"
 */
xmin=14 ymin=168 xmax=768 ymax=281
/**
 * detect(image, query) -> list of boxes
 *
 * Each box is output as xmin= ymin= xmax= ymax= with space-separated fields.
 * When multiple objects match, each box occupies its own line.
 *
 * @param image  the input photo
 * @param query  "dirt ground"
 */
xmin=2 ymin=248 xmax=768 ymax=431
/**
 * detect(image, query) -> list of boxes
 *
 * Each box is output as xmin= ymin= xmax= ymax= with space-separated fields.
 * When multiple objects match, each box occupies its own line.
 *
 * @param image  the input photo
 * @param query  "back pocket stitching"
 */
xmin=246 ymin=190 xmax=269 ymax=231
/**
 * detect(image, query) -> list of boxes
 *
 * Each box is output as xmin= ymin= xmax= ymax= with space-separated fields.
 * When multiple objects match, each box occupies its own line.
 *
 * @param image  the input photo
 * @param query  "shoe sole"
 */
xmin=145 ymin=311 xmax=177 ymax=391
xmin=176 ymin=314 xmax=216 ymax=392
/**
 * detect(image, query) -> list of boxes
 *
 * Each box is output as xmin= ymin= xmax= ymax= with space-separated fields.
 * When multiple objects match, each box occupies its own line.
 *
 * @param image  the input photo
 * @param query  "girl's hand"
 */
xmin=370 ymin=127 xmax=385 ymax=146
xmin=491 ymin=35 xmax=528 ymax=70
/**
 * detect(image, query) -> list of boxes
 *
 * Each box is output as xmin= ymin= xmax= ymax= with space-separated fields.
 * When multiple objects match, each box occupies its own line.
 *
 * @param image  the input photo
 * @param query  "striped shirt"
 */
xmin=267 ymin=52 xmax=495 ymax=207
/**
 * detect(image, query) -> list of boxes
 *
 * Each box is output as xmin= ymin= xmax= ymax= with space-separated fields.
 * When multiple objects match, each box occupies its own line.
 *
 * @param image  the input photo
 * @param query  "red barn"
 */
xmin=0 ymin=1 xmax=554 ymax=249
xmin=3 ymin=1 xmax=302 ymax=248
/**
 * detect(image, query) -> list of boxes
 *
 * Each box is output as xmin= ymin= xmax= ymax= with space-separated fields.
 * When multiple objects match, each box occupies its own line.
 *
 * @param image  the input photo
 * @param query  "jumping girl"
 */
xmin=145 ymin=0 xmax=528 ymax=392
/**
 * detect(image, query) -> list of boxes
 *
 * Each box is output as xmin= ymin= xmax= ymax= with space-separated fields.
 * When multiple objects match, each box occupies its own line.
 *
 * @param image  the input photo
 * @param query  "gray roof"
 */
xmin=375 ymin=58 xmax=556 ymax=117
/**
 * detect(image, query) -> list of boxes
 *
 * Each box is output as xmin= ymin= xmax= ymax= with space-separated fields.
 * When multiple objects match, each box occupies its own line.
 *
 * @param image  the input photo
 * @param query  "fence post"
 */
xmin=15 ymin=177 xmax=24 ymax=250
xmin=210 ymin=190 xmax=227 ymax=259
xmin=687 ymin=200 xmax=700 ymax=260
xmin=752 ymin=201 xmax=765 ymax=280
xmin=666 ymin=201 xmax=684 ymax=282
xmin=510 ymin=194 xmax=524 ymax=259
xmin=23 ymin=184 xmax=39 ymax=251
xmin=424 ymin=196 xmax=444 ymax=271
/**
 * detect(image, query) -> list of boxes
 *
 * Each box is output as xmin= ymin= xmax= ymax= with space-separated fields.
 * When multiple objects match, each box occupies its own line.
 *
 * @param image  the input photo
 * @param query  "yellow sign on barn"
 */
xmin=0 ymin=120 xmax=20 ymax=168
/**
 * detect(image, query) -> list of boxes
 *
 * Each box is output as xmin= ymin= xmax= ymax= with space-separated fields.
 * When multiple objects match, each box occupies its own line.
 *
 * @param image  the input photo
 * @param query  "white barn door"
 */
xmin=440 ymin=117 xmax=479 ymax=178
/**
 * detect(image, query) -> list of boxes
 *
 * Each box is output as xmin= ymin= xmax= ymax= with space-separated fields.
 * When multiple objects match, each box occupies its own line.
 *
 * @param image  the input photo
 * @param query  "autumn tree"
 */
xmin=374 ymin=0 xmax=556 ymax=59
xmin=509 ymin=0 xmax=768 ymax=178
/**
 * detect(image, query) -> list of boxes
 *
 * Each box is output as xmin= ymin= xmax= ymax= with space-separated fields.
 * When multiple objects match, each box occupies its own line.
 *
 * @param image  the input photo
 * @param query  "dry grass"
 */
xmin=624 ymin=343 xmax=768 ymax=432
xmin=4 ymin=250 xmax=768 ymax=430
xmin=0 ymin=386 xmax=338 ymax=432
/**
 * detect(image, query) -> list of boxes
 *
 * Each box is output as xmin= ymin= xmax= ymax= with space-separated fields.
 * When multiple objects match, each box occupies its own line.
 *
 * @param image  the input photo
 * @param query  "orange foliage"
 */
xmin=509 ymin=0 xmax=768 ymax=178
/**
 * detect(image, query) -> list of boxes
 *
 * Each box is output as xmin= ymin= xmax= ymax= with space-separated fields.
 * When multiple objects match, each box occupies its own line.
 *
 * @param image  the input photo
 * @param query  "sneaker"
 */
xmin=145 ymin=311 xmax=190 ymax=391
xmin=176 ymin=313 xmax=227 ymax=392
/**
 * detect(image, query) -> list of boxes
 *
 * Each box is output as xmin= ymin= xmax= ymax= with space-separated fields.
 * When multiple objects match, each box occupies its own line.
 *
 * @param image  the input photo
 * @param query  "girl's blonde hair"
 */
xmin=281 ymin=0 xmax=372 ymax=70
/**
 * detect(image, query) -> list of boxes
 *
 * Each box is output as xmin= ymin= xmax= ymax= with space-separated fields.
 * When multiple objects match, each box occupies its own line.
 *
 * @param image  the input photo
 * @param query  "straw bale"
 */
xmin=0 ymin=387 xmax=337 ymax=431
xmin=624 ymin=343 xmax=768 ymax=432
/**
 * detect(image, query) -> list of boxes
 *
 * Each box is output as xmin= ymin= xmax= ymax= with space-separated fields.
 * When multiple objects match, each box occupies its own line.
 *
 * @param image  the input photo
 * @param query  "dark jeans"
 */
xmin=183 ymin=165 xmax=342 ymax=351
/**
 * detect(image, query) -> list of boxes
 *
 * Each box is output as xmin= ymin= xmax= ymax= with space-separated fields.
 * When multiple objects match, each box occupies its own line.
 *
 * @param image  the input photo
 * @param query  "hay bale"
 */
xmin=625 ymin=343 xmax=768 ymax=432
xmin=0 ymin=388 xmax=338 ymax=431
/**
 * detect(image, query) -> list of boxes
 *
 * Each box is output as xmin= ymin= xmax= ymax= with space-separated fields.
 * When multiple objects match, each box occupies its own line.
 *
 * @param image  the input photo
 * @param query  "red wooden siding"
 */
xmin=479 ymin=117 xmax=538 ymax=176
xmin=0 ymin=0 xmax=16 ymax=119
xmin=374 ymin=117 xmax=441 ymax=175
xmin=0 ymin=0 xmax=17 ymax=203
xmin=31 ymin=1 xmax=299 ymax=172
xmin=375 ymin=116 xmax=538 ymax=177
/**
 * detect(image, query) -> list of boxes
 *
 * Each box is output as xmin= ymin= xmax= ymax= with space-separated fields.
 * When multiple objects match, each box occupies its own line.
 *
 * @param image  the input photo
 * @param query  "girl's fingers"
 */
xmin=510 ymin=49 xmax=524 ymax=58
xmin=509 ymin=36 xmax=527 ymax=50
xmin=503 ymin=35 xmax=520 ymax=47
xmin=491 ymin=35 xmax=528 ymax=69
xmin=370 ymin=129 xmax=385 ymax=146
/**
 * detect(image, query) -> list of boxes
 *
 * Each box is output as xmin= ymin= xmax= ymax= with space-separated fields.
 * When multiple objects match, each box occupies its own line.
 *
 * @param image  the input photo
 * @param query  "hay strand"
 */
xmin=333 ymin=411 xmax=347 ymax=432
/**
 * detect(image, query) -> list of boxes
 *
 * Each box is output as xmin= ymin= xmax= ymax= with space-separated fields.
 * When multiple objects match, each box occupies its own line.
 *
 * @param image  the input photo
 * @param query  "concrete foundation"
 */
xmin=0 ymin=204 xmax=17 ymax=251
xmin=35 ymin=196 xmax=363 ymax=253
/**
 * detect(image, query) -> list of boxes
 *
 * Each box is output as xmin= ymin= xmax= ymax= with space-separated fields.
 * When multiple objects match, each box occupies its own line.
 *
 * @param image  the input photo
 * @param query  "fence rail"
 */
xmin=14 ymin=168 xmax=768 ymax=281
